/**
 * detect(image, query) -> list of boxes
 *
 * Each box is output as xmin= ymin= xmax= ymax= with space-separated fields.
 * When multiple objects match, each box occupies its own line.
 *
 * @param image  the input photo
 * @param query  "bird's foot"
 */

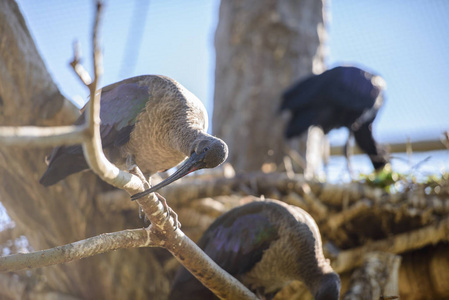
xmin=128 ymin=165 xmax=150 ymax=186
xmin=138 ymin=206 xmax=150 ymax=223
xmin=155 ymin=192 xmax=181 ymax=231
xmin=129 ymin=165 xmax=152 ymax=223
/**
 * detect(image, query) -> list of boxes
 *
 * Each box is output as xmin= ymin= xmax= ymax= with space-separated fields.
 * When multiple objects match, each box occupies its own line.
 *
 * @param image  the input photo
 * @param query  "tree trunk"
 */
xmin=0 ymin=1 xmax=170 ymax=299
xmin=213 ymin=0 xmax=326 ymax=173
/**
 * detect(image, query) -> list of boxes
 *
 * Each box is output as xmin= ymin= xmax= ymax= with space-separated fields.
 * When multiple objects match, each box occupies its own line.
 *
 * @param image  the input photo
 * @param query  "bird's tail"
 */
xmin=39 ymin=146 xmax=89 ymax=186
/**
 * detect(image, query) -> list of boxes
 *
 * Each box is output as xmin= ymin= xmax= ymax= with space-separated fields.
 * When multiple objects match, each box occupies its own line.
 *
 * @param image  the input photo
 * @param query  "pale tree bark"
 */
xmin=213 ymin=0 xmax=327 ymax=174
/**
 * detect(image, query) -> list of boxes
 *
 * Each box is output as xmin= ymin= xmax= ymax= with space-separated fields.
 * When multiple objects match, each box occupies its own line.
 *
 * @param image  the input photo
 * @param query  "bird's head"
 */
xmin=314 ymin=272 xmax=341 ymax=300
xmin=131 ymin=136 xmax=228 ymax=200
xmin=189 ymin=136 xmax=229 ymax=170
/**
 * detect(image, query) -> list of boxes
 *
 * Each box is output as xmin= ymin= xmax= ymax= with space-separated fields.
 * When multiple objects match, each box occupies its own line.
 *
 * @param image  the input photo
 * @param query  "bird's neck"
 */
xmin=298 ymin=255 xmax=336 ymax=297
xmin=175 ymin=129 xmax=210 ymax=157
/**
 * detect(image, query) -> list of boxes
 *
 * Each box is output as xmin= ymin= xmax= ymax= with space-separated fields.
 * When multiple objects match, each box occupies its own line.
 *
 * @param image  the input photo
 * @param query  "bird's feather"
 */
xmin=170 ymin=203 xmax=279 ymax=299
xmin=200 ymin=212 xmax=278 ymax=275
xmin=324 ymin=66 xmax=381 ymax=111
xmin=39 ymin=78 xmax=151 ymax=186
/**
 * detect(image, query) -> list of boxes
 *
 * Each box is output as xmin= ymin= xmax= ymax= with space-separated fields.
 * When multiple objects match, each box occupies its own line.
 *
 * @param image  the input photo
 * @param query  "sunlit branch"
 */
xmin=0 ymin=229 xmax=149 ymax=272
xmin=0 ymin=125 xmax=85 ymax=146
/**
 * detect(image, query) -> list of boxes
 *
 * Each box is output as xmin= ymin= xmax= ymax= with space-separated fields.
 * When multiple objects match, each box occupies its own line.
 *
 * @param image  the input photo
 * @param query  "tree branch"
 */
xmin=69 ymin=41 xmax=92 ymax=86
xmin=0 ymin=125 xmax=85 ymax=146
xmin=0 ymin=228 xmax=149 ymax=272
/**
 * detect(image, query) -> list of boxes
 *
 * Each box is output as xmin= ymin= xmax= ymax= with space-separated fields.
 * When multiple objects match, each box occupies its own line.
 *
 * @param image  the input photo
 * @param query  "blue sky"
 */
xmin=14 ymin=0 xmax=449 ymax=178
xmin=326 ymin=0 xmax=449 ymax=143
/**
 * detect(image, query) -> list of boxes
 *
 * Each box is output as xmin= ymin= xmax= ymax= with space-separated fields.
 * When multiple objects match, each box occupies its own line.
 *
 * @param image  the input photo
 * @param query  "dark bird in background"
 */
xmin=169 ymin=199 xmax=340 ymax=300
xmin=280 ymin=66 xmax=389 ymax=172
xmin=40 ymin=75 xmax=228 ymax=196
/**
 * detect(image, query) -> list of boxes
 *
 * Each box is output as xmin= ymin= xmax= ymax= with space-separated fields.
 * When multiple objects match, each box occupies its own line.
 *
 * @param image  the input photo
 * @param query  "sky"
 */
xmin=11 ymin=0 xmax=449 ymax=179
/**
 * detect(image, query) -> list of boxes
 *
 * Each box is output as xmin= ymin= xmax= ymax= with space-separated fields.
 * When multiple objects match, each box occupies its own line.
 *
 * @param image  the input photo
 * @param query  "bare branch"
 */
xmin=0 ymin=228 xmax=149 ymax=272
xmin=0 ymin=125 xmax=85 ymax=146
xmin=70 ymin=1 xmax=143 ymax=194
xmin=69 ymin=41 xmax=92 ymax=86
xmin=151 ymin=227 xmax=259 ymax=300
xmin=91 ymin=0 xmax=103 ymax=85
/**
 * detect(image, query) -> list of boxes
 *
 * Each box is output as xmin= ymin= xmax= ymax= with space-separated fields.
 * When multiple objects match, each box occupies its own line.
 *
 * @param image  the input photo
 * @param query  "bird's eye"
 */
xmin=203 ymin=147 xmax=210 ymax=153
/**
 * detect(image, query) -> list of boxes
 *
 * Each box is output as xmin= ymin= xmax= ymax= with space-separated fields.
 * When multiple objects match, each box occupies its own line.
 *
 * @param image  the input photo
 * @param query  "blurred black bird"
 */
xmin=280 ymin=66 xmax=389 ymax=172
xmin=169 ymin=199 xmax=340 ymax=300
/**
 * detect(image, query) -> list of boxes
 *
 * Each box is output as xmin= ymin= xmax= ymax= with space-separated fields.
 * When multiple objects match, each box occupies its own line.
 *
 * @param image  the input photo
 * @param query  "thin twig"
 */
xmin=0 ymin=229 xmax=149 ymax=272
xmin=76 ymin=0 xmax=143 ymax=193
xmin=69 ymin=40 xmax=92 ymax=86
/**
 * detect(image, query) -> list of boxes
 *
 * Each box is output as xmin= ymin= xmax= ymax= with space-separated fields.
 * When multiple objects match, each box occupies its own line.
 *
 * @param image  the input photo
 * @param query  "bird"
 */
xmin=280 ymin=66 xmax=389 ymax=172
xmin=168 ymin=199 xmax=340 ymax=300
xmin=40 ymin=75 xmax=228 ymax=196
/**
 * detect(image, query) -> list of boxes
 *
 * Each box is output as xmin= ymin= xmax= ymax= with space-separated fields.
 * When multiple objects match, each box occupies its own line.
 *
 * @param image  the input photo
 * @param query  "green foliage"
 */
xmin=359 ymin=166 xmax=403 ymax=192
xmin=359 ymin=165 xmax=449 ymax=194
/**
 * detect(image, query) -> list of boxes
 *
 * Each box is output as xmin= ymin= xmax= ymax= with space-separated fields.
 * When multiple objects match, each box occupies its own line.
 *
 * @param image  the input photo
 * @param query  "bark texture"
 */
xmin=213 ymin=0 xmax=326 ymax=173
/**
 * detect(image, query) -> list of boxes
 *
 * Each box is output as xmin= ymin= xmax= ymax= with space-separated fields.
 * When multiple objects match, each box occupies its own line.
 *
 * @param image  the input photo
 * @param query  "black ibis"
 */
xmin=40 ymin=75 xmax=228 ymax=196
xmin=280 ymin=66 xmax=389 ymax=172
xmin=169 ymin=199 xmax=340 ymax=300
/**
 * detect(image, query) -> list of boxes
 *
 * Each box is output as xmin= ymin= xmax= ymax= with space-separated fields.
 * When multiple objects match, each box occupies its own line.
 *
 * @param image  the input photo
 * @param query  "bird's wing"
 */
xmin=280 ymin=74 xmax=325 ymax=112
xmin=284 ymin=109 xmax=320 ymax=137
xmin=77 ymin=77 xmax=151 ymax=148
xmin=40 ymin=76 xmax=153 ymax=186
xmin=199 ymin=209 xmax=279 ymax=275
xmin=169 ymin=203 xmax=279 ymax=299
xmin=324 ymin=66 xmax=383 ymax=112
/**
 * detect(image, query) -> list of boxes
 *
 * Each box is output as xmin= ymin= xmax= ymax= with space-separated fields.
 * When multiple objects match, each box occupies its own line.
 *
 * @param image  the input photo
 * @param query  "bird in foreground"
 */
xmin=281 ymin=66 xmax=389 ymax=172
xmin=40 ymin=75 xmax=228 ymax=197
xmin=169 ymin=199 xmax=340 ymax=300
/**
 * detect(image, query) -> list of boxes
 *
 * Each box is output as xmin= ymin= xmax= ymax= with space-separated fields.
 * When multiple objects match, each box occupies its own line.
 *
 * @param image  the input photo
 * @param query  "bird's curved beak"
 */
xmin=130 ymin=152 xmax=205 ymax=201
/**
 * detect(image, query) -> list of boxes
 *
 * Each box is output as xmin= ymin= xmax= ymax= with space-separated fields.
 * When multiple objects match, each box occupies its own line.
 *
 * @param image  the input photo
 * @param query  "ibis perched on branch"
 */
xmin=40 ymin=75 xmax=228 ymax=197
xmin=169 ymin=199 xmax=340 ymax=300
xmin=280 ymin=66 xmax=389 ymax=172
